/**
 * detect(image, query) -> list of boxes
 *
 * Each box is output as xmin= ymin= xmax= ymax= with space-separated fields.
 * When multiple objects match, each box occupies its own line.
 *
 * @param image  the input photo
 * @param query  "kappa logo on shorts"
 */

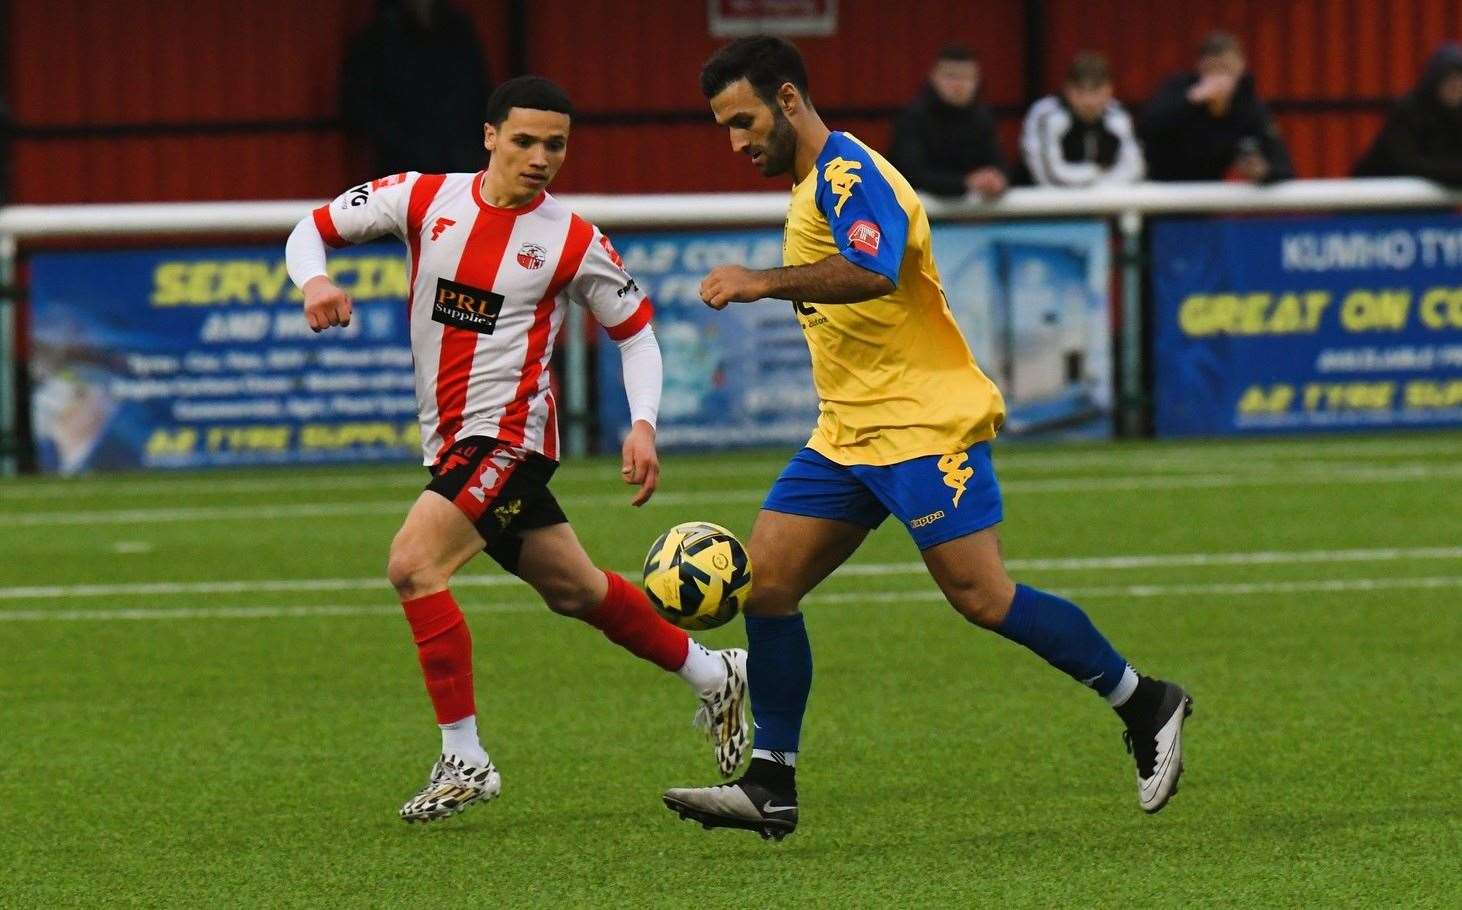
xmin=938 ymin=453 xmax=975 ymax=508
xmin=910 ymin=510 xmax=946 ymax=529
xmin=432 ymin=277 xmax=505 ymax=333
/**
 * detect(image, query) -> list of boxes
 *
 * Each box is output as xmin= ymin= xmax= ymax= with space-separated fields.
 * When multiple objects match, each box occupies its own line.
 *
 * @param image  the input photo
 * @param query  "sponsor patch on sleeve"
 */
xmin=847 ymin=219 xmax=882 ymax=256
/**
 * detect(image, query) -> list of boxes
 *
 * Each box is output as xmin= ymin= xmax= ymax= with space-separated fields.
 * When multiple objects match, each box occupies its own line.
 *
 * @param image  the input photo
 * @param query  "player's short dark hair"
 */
xmin=700 ymin=36 xmax=812 ymax=106
xmin=1199 ymin=31 xmax=1243 ymax=59
xmin=1066 ymin=51 xmax=1111 ymax=86
xmin=485 ymin=75 xmax=573 ymax=127
xmin=936 ymin=44 xmax=977 ymax=64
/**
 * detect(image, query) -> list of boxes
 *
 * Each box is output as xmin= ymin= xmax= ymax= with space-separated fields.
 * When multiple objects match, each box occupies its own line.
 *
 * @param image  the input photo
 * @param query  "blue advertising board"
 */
xmin=1152 ymin=213 xmax=1462 ymax=436
xmin=29 ymin=244 xmax=419 ymax=474
xmin=597 ymin=221 xmax=1113 ymax=452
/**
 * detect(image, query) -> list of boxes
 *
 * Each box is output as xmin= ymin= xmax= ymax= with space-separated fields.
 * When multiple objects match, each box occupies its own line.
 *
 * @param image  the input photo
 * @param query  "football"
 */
xmin=641 ymin=521 xmax=753 ymax=630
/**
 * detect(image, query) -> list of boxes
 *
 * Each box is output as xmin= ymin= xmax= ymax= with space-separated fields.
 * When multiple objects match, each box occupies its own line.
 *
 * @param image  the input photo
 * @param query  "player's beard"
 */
xmin=757 ymin=108 xmax=798 ymax=177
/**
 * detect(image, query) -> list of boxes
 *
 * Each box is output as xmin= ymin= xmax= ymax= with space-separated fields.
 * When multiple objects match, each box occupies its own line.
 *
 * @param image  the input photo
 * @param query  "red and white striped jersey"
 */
xmin=312 ymin=171 xmax=652 ymax=466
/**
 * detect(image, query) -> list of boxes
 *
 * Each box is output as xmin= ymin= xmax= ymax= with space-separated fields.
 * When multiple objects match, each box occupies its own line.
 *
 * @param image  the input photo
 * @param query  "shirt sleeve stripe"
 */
xmin=604 ymin=298 xmax=654 ymax=341
xmin=312 ymin=205 xmax=349 ymax=248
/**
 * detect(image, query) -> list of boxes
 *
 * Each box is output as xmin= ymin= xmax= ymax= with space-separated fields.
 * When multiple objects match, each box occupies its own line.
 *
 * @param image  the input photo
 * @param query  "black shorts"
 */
xmin=426 ymin=436 xmax=568 ymax=575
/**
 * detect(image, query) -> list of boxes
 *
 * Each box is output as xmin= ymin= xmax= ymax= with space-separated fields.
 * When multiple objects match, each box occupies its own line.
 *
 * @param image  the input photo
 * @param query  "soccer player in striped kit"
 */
xmin=285 ymin=76 xmax=749 ymax=822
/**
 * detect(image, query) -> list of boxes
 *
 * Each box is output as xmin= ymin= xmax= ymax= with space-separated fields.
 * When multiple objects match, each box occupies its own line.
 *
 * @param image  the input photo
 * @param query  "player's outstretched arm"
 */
xmin=699 ymin=255 xmax=894 ymax=309
xmin=285 ymin=217 xmax=354 ymax=332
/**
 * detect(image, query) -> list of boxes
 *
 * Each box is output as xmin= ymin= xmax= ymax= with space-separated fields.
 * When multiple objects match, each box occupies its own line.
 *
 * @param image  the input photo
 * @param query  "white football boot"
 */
xmin=664 ymin=778 xmax=798 ymax=841
xmin=399 ymin=753 xmax=501 ymax=823
xmin=692 ymin=648 xmax=749 ymax=778
xmin=1123 ymin=682 xmax=1193 ymax=813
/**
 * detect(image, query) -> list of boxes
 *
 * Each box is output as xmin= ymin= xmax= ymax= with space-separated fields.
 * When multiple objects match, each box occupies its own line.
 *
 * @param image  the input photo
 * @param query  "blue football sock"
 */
xmin=744 ymin=613 xmax=813 ymax=754
xmin=997 ymin=584 xmax=1130 ymax=698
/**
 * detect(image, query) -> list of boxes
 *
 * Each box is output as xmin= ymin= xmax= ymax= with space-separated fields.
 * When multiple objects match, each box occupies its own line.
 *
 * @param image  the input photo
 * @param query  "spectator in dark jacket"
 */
xmin=889 ymin=45 xmax=1007 ymax=199
xmin=1140 ymin=32 xmax=1293 ymax=183
xmin=1354 ymin=43 xmax=1462 ymax=186
xmin=341 ymin=0 xmax=493 ymax=176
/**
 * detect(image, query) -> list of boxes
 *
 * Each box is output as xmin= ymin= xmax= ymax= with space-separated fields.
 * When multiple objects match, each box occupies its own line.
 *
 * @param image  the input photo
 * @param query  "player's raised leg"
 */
xmin=664 ymin=507 xmax=869 ymax=840
xmin=511 ymin=522 xmax=749 ymax=777
xmin=921 ymin=527 xmax=1193 ymax=814
xmin=387 ymin=491 xmax=503 ymax=822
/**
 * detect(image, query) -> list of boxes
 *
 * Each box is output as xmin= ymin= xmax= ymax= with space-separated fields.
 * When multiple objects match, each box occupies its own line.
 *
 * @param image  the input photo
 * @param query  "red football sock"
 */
xmin=401 ymin=590 xmax=476 ymax=725
xmin=582 ymin=571 xmax=690 ymax=671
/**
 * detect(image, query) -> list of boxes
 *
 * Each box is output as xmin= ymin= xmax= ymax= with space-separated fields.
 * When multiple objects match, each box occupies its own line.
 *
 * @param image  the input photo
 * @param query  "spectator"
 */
xmin=1140 ymin=32 xmax=1293 ymax=183
xmin=889 ymin=44 xmax=1007 ymax=199
xmin=1353 ymin=43 xmax=1462 ymax=186
xmin=1021 ymin=52 xmax=1144 ymax=187
xmin=341 ymin=0 xmax=493 ymax=176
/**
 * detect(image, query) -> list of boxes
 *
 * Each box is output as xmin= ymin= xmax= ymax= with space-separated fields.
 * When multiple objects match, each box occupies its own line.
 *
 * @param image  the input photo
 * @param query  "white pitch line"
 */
xmin=0 ymin=600 xmax=541 ymax=623
xmin=808 ymin=575 xmax=1462 ymax=605
xmin=2 ymin=545 xmax=1458 ymax=602
xmin=3 ymin=575 xmax=1459 ymax=622
xmin=4 ymin=462 xmax=1461 ymax=527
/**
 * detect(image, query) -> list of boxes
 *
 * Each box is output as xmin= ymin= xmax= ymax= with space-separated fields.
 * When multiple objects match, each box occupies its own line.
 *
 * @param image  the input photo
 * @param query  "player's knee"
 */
xmin=387 ymin=545 xmax=446 ymax=601
xmin=944 ymin=574 xmax=1016 ymax=629
xmin=743 ymin=578 xmax=803 ymax=618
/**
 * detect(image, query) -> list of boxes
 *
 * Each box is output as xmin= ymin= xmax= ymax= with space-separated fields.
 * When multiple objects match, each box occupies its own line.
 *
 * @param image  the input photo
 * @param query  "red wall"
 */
xmin=6 ymin=0 xmax=1459 ymax=203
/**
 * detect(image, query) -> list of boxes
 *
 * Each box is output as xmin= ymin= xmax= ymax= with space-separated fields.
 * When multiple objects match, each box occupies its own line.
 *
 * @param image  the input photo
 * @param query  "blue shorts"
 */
xmin=762 ymin=442 xmax=1003 ymax=550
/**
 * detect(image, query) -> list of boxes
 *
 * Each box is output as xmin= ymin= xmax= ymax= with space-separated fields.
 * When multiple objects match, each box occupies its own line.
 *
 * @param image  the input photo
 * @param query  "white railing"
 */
xmin=1 ymin=178 xmax=1459 ymax=471
xmin=1 ymin=178 xmax=1458 ymax=237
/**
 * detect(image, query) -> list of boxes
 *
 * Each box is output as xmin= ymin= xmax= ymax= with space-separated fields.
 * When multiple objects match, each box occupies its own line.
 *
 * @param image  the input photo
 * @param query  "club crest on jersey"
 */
xmin=847 ymin=220 xmax=881 ymax=256
xmin=516 ymin=242 xmax=547 ymax=270
xmin=432 ymin=277 xmax=505 ymax=334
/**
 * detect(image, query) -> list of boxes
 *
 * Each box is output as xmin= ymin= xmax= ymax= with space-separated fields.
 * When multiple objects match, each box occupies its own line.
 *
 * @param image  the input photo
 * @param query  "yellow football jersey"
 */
xmin=783 ymin=131 xmax=1005 ymax=466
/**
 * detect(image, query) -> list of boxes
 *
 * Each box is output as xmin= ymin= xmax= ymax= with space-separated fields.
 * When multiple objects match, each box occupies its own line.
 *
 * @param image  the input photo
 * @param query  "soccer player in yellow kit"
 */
xmin=663 ymin=37 xmax=1192 ymax=840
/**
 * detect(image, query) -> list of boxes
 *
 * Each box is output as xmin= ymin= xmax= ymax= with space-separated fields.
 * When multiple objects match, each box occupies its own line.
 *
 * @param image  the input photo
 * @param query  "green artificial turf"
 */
xmin=2 ymin=432 xmax=1459 ymax=908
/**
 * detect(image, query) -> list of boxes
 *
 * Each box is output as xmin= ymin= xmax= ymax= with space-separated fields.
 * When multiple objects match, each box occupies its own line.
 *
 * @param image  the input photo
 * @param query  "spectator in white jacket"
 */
xmin=1022 ymin=53 xmax=1144 ymax=187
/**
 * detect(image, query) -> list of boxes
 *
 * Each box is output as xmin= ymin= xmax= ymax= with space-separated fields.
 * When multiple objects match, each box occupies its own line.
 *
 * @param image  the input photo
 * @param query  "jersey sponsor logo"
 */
xmin=340 ymin=183 xmax=371 ymax=208
xmin=430 ymin=217 xmax=456 ymax=241
xmin=371 ymin=173 xmax=409 ymax=190
xmin=432 ymin=277 xmax=506 ymax=333
xmin=616 ymin=277 xmax=640 ymax=298
xmin=792 ymin=299 xmax=828 ymax=327
xmin=599 ymin=235 xmax=626 ymax=270
xmin=822 ymin=156 xmax=863 ymax=216
xmin=847 ymin=219 xmax=881 ymax=256
xmin=938 ymin=453 xmax=975 ymax=508
xmin=910 ymin=510 xmax=946 ymax=529
xmin=516 ymin=242 xmax=547 ymax=270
